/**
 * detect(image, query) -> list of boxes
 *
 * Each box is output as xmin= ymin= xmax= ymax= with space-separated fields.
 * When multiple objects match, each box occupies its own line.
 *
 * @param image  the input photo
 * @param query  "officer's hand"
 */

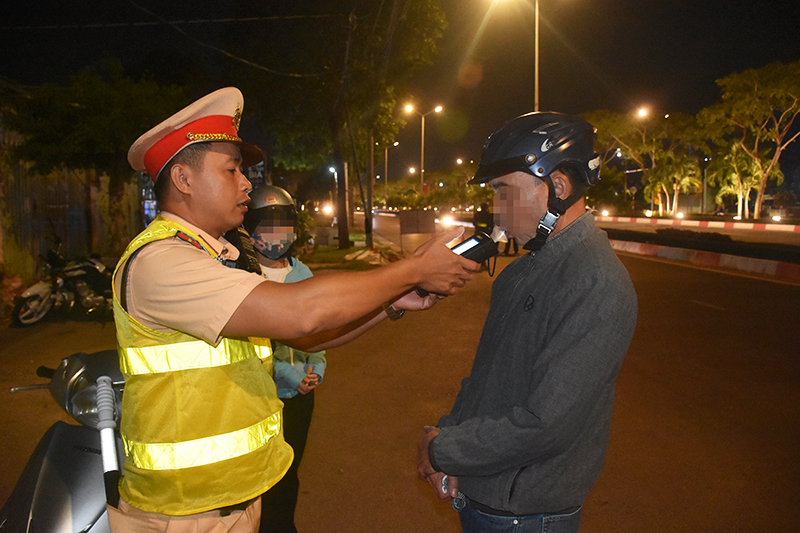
xmin=391 ymin=289 xmax=439 ymax=312
xmin=410 ymin=228 xmax=479 ymax=296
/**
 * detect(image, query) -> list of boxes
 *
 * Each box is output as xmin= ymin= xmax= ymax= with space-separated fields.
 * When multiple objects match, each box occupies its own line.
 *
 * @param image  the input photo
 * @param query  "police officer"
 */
xmin=110 ymin=87 xmax=477 ymax=532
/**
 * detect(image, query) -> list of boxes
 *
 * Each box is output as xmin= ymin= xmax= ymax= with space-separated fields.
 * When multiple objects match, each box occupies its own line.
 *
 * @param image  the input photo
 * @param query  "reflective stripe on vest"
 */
xmin=250 ymin=337 xmax=273 ymax=362
xmin=121 ymin=338 xmax=271 ymax=375
xmin=123 ymin=411 xmax=282 ymax=471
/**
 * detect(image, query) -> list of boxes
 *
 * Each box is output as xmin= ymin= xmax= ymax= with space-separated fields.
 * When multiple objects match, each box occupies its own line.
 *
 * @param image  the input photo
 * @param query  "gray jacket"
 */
xmin=432 ymin=212 xmax=638 ymax=515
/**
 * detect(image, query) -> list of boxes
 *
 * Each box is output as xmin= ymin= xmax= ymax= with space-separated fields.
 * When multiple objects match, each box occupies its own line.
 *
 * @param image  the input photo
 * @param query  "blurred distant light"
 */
xmin=734 ymin=215 xmax=742 ymax=220
xmin=676 ymin=212 xmax=684 ymax=219
xmin=601 ymin=210 xmax=609 ymax=217
xmin=772 ymin=215 xmax=782 ymax=222
xmin=456 ymin=158 xmax=463 ymax=165
xmin=442 ymin=215 xmax=455 ymax=227
xmin=637 ymin=108 xmax=648 ymax=118
xmin=322 ymin=204 xmax=333 ymax=215
xmin=645 ymin=210 xmax=653 ymax=217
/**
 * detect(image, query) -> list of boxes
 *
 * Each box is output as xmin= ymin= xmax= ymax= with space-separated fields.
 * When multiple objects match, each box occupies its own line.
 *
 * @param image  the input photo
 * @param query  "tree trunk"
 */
xmin=744 ymin=190 xmax=751 ymax=219
xmin=673 ymin=185 xmax=680 ymax=215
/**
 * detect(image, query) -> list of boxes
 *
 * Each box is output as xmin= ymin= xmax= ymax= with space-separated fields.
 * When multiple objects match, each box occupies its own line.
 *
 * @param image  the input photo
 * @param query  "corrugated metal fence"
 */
xmin=3 ymin=165 xmax=91 ymax=274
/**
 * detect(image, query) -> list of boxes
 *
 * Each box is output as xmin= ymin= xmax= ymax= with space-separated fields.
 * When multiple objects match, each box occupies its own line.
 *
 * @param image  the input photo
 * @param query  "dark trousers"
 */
xmin=259 ymin=390 xmax=315 ymax=533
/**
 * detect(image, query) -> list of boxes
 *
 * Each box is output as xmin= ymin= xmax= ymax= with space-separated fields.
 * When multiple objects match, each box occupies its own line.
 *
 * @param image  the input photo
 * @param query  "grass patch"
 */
xmin=297 ymin=246 xmax=379 ymax=271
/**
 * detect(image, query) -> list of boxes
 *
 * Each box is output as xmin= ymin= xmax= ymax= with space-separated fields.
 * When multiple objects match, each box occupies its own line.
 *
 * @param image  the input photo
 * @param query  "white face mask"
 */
xmin=249 ymin=224 xmax=297 ymax=260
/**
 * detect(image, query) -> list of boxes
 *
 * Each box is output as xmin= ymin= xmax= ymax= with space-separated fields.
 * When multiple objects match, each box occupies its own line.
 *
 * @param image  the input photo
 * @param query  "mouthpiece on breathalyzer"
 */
xmin=415 ymin=228 xmax=507 ymax=297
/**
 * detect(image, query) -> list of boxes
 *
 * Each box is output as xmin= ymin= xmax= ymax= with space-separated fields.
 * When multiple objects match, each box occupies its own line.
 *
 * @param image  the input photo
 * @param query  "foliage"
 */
xmin=698 ymin=60 xmax=800 ymax=218
xmin=233 ymin=1 xmax=447 ymax=247
xmin=1 ymin=62 xmax=189 ymax=253
xmin=585 ymin=166 xmax=629 ymax=213
xmin=705 ymin=141 xmax=766 ymax=218
xmin=295 ymin=208 xmax=317 ymax=252
xmin=3 ymin=61 xmax=188 ymax=190
xmin=372 ymin=160 xmax=492 ymax=211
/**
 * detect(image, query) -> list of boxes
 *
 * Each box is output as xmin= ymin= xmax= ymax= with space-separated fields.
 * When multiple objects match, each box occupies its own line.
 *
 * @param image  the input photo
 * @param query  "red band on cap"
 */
xmin=143 ymin=115 xmax=238 ymax=179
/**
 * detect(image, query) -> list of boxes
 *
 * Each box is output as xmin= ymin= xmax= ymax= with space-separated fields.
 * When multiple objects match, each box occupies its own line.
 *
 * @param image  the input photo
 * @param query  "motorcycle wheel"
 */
xmin=11 ymin=294 xmax=54 ymax=327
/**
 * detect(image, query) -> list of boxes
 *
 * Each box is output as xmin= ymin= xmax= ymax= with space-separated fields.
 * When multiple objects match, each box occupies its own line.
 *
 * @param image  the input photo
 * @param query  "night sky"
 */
xmin=2 ymin=0 xmax=799 ymax=184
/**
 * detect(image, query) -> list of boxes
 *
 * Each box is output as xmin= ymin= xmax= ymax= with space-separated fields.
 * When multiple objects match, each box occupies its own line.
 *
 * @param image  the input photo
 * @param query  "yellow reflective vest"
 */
xmin=112 ymin=215 xmax=292 ymax=515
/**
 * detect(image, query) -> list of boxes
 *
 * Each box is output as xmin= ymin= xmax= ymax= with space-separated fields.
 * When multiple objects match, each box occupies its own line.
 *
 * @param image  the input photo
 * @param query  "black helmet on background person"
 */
xmin=243 ymin=185 xmax=298 ymax=262
xmin=470 ymin=112 xmax=602 ymax=252
xmin=469 ymin=112 xmax=601 ymax=189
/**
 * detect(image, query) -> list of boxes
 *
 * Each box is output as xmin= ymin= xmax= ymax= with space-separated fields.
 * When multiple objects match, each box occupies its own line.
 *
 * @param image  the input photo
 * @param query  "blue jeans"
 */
xmin=458 ymin=499 xmax=582 ymax=533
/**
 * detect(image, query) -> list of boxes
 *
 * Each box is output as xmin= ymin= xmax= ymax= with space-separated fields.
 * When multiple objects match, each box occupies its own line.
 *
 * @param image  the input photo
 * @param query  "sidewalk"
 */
xmin=609 ymin=239 xmax=800 ymax=284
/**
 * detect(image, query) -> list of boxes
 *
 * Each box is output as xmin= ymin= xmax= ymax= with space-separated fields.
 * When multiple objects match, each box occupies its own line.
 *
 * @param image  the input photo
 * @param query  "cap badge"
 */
xmin=233 ymin=105 xmax=242 ymax=131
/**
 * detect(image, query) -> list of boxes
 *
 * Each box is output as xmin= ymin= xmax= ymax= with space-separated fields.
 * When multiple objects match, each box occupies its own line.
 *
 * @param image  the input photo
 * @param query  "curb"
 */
xmin=610 ymin=239 xmax=800 ymax=284
xmin=596 ymin=215 xmax=800 ymax=232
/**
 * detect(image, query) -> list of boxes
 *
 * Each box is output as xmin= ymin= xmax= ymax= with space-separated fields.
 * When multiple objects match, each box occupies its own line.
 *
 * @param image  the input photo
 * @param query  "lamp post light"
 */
xmin=328 ymin=166 xmax=338 ymax=214
xmin=405 ymin=104 xmax=443 ymax=192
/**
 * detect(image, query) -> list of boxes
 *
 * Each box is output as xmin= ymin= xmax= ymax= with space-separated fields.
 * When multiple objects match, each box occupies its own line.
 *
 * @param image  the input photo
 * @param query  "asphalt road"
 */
xmin=2 ymin=252 xmax=799 ymax=531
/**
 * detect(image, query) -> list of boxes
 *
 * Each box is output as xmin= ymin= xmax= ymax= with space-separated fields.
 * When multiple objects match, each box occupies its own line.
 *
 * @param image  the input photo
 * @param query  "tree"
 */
xmin=645 ymin=150 xmax=701 ymax=215
xmin=698 ymin=60 xmax=800 ymax=218
xmin=234 ymin=1 xmax=447 ymax=248
xmin=586 ymin=110 xmax=699 ymax=214
xmin=706 ymin=141 xmax=771 ymax=219
xmin=2 ymin=61 xmax=188 ymax=253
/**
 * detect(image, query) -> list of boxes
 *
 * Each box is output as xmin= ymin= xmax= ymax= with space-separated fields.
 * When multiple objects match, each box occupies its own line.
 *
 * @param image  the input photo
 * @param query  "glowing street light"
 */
xmin=328 ymin=166 xmax=338 ymax=187
xmin=405 ymin=104 xmax=443 ymax=191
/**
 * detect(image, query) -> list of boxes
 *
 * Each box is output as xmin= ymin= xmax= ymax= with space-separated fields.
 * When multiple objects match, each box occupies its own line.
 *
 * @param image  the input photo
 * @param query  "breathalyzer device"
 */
xmin=415 ymin=230 xmax=503 ymax=297
xmin=449 ymin=231 xmax=500 ymax=264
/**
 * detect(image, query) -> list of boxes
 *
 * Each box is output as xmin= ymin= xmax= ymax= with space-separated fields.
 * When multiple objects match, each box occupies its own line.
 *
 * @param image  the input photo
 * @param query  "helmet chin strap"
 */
xmin=522 ymin=175 xmax=584 ymax=252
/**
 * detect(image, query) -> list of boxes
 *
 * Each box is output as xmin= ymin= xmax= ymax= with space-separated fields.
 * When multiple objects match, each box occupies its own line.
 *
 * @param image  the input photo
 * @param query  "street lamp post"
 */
xmin=383 ymin=141 xmax=399 ymax=205
xmin=405 ymin=104 xmax=442 ymax=192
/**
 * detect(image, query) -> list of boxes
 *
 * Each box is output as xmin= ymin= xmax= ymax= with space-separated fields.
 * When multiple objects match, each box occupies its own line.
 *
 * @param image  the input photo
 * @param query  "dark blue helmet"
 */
xmin=469 ymin=112 xmax=601 ymax=188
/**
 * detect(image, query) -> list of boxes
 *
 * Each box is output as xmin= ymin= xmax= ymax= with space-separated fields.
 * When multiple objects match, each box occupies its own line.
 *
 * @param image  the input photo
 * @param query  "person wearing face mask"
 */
xmin=243 ymin=185 xmax=324 ymax=533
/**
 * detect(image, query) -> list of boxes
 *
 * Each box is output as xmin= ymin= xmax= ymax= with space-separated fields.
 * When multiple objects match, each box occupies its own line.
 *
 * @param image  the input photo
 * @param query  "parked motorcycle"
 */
xmin=12 ymin=237 xmax=113 ymax=327
xmin=0 ymin=350 xmax=124 ymax=533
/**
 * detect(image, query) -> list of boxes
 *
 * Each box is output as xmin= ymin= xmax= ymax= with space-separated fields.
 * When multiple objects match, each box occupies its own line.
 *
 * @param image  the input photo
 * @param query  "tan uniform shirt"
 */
xmin=116 ymin=212 xmax=264 ymax=345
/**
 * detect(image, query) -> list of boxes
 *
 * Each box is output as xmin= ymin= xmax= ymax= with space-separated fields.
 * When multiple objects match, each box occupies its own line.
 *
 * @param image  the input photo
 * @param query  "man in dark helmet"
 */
xmin=417 ymin=112 xmax=638 ymax=532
